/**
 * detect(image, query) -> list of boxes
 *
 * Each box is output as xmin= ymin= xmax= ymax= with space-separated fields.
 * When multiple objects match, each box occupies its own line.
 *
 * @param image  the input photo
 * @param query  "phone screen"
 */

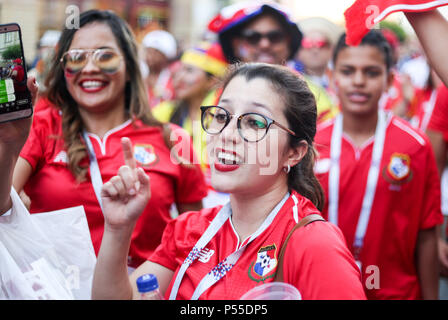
xmin=0 ymin=26 xmax=32 ymax=119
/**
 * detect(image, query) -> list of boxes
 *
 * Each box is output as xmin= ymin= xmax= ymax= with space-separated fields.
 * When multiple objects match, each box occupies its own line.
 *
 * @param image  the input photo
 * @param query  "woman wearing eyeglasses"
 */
xmin=92 ymin=63 xmax=366 ymax=300
xmin=12 ymin=10 xmax=207 ymax=270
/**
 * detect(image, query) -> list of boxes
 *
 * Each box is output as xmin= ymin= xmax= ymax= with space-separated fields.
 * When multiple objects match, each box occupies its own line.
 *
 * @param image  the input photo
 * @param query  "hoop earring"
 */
xmin=283 ymin=164 xmax=291 ymax=174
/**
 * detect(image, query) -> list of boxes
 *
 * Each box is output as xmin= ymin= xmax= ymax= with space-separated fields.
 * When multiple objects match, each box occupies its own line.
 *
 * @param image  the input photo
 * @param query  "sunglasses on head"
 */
xmin=301 ymin=37 xmax=330 ymax=49
xmin=240 ymin=29 xmax=286 ymax=46
xmin=60 ymin=48 xmax=123 ymax=75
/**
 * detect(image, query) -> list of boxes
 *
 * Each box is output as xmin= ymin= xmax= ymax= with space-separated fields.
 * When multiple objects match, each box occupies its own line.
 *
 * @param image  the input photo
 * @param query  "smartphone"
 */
xmin=0 ymin=23 xmax=33 ymax=123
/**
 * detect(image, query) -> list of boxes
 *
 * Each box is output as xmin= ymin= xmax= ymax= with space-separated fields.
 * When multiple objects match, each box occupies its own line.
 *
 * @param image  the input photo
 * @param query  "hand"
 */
xmin=439 ymin=238 xmax=448 ymax=277
xmin=101 ymin=137 xmax=151 ymax=229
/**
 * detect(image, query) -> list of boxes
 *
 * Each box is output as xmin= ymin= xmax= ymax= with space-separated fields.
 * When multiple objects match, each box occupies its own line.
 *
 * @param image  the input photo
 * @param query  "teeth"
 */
xmin=81 ymin=81 xmax=104 ymax=88
xmin=217 ymin=151 xmax=239 ymax=164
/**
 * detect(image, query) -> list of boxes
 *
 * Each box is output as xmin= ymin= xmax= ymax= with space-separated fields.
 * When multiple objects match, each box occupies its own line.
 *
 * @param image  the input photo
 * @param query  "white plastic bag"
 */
xmin=0 ymin=188 xmax=96 ymax=300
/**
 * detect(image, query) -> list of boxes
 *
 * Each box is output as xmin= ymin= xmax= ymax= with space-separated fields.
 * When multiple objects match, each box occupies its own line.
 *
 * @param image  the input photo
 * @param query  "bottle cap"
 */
xmin=136 ymin=274 xmax=159 ymax=293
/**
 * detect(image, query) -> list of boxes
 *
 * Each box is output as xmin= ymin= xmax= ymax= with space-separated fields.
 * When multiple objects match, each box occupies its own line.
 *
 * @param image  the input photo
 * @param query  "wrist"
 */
xmin=104 ymin=221 xmax=136 ymax=236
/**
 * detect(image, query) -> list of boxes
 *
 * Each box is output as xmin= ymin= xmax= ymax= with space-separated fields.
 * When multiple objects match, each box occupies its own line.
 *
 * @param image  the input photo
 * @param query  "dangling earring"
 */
xmin=283 ymin=164 xmax=291 ymax=174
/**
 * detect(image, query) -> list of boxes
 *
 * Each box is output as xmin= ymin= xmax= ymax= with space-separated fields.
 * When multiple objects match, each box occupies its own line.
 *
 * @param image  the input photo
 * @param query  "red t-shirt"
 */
xmin=315 ymin=114 xmax=443 ymax=300
xmin=150 ymin=191 xmax=366 ymax=300
xmin=20 ymin=107 xmax=207 ymax=267
xmin=428 ymin=85 xmax=448 ymax=143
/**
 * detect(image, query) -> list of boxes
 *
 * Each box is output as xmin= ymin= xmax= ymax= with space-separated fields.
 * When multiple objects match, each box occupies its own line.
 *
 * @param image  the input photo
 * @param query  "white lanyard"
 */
xmin=169 ymin=192 xmax=290 ymax=300
xmin=82 ymin=131 xmax=104 ymax=212
xmin=328 ymin=110 xmax=388 ymax=259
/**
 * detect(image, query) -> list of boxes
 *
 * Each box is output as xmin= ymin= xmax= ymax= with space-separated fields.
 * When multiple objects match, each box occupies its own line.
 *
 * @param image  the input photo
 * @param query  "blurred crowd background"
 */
xmin=2 ymin=0 xmax=447 ymax=72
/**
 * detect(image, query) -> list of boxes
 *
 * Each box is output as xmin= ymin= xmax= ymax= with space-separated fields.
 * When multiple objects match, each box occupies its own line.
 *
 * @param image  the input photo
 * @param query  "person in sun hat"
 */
xmin=142 ymin=29 xmax=178 ymax=108
xmin=208 ymin=1 xmax=301 ymax=65
xmin=207 ymin=1 xmax=337 ymax=124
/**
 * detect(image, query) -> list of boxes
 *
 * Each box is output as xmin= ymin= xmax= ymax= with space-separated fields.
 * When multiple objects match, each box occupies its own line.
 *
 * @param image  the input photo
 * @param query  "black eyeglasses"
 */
xmin=200 ymin=105 xmax=296 ymax=142
xmin=60 ymin=49 xmax=123 ymax=75
xmin=240 ymin=29 xmax=286 ymax=46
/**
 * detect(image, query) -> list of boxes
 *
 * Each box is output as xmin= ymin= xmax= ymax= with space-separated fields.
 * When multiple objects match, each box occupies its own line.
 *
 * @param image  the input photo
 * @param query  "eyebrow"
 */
xmin=70 ymin=46 xmax=115 ymax=50
xmin=219 ymin=99 xmax=273 ymax=113
xmin=339 ymin=64 xmax=383 ymax=69
xmin=252 ymin=101 xmax=272 ymax=113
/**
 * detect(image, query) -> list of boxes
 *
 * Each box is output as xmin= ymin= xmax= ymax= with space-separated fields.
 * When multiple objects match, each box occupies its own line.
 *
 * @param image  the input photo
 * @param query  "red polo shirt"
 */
xmin=315 ymin=114 xmax=443 ymax=299
xmin=150 ymin=191 xmax=366 ymax=300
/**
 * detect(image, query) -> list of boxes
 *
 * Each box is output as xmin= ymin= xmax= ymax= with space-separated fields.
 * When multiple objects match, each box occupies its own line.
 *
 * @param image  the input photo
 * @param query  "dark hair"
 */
xmin=45 ymin=10 xmax=171 ymax=180
xmin=219 ymin=63 xmax=324 ymax=211
xmin=333 ymin=30 xmax=393 ymax=71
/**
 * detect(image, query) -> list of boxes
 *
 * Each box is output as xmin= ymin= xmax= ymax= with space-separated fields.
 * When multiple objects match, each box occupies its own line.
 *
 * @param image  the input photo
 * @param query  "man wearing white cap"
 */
xmin=142 ymin=30 xmax=178 ymax=108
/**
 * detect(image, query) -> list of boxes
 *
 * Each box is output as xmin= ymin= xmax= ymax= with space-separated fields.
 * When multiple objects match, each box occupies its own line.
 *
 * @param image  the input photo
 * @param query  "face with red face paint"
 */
xmin=64 ymin=22 xmax=127 ymax=114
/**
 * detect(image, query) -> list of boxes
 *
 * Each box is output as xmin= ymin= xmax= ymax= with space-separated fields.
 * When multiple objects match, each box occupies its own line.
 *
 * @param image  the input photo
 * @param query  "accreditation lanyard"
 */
xmin=328 ymin=110 xmax=388 ymax=261
xmin=169 ymin=192 xmax=290 ymax=300
xmin=82 ymin=130 xmax=104 ymax=212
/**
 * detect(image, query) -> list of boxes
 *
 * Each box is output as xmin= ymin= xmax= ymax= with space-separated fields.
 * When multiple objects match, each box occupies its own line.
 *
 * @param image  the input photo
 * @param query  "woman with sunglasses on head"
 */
xmin=92 ymin=62 xmax=366 ymax=300
xmin=12 ymin=10 xmax=207 ymax=270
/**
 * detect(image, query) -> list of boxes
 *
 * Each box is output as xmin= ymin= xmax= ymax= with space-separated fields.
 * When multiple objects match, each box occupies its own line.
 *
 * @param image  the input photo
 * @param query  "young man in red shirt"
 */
xmin=315 ymin=31 xmax=443 ymax=299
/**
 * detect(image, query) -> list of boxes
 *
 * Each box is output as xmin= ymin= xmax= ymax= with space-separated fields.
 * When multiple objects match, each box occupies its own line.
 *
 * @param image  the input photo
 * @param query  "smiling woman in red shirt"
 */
xmin=12 ymin=10 xmax=207 ymax=270
xmin=91 ymin=62 xmax=366 ymax=300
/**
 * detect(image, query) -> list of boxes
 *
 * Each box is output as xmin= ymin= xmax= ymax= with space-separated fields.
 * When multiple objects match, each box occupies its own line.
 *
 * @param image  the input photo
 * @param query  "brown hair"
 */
xmin=219 ymin=63 xmax=324 ymax=211
xmin=45 ymin=10 xmax=173 ymax=181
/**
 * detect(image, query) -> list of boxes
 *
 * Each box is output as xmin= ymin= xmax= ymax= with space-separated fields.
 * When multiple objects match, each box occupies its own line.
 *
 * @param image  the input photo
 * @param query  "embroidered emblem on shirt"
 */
xmin=248 ymin=244 xmax=278 ymax=283
xmin=198 ymin=248 xmax=215 ymax=263
xmin=53 ymin=151 xmax=68 ymax=164
xmin=382 ymin=153 xmax=413 ymax=185
xmin=134 ymin=144 xmax=158 ymax=166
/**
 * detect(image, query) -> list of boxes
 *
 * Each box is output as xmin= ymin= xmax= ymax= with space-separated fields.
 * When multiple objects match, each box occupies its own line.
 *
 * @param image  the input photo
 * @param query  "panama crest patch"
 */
xmin=248 ymin=244 xmax=278 ymax=283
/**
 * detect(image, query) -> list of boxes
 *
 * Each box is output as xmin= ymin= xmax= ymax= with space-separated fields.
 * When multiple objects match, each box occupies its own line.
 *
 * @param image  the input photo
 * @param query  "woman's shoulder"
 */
xmin=282 ymin=215 xmax=366 ymax=299
xmin=388 ymin=114 xmax=433 ymax=155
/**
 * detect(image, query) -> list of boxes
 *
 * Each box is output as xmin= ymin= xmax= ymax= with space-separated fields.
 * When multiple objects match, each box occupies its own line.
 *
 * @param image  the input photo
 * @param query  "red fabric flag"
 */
xmin=344 ymin=0 xmax=448 ymax=45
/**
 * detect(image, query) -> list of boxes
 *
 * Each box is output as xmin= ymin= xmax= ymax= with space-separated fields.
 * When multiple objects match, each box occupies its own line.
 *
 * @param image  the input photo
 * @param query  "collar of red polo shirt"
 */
xmin=345 ymin=0 xmax=448 ymax=46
